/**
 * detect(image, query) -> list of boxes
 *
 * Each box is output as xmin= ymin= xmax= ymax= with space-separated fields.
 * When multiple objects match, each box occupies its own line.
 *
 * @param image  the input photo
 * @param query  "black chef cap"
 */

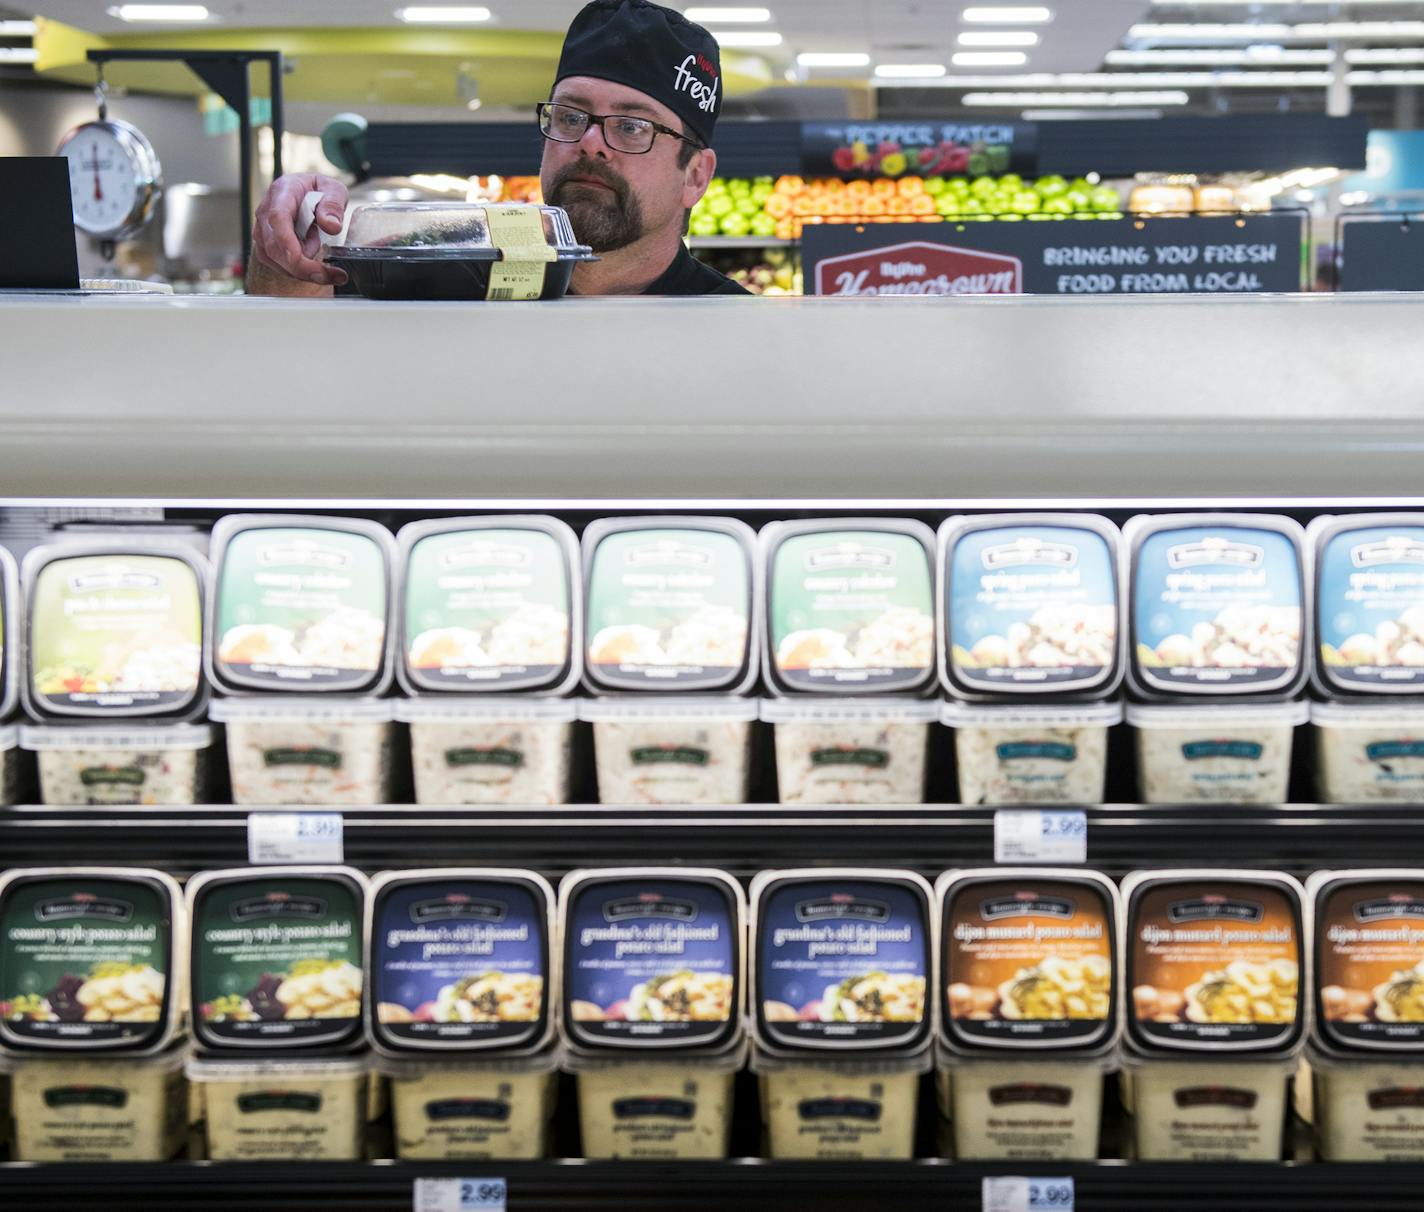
xmin=555 ymin=0 xmax=721 ymax=148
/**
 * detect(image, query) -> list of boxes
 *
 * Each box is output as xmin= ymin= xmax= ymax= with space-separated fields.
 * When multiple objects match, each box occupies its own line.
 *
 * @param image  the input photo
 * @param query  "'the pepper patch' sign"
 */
xmin=802 ymin=122 xmax=1037 ymax=179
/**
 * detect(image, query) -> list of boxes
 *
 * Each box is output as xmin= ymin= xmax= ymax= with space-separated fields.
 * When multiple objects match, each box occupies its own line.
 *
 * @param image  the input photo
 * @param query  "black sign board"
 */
xmin=803 ymin=213 xmax=1306 ymax=296
xmin=0 ymin=157 xmax=80 ymax=291
xmin=802 ymin=121 xmax=1037 ymax=179
xmin=1338 ymin=215 xmax=1424 ymax=291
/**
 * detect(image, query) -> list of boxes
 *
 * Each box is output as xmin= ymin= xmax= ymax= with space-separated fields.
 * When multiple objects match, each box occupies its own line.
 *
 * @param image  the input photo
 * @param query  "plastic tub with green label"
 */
xmin=762 ymin=519 xmax=937 ymax=698
xmin=396 ymin=514 xmax=581 ymax=697
xmin=206 ymin=514 xmax=396 ymax=697
xmin=21 ymin=540 xmax=208 ymax=722
xmin=186 ymin=866 xmax=368 ymax=1053
xmin=582 ymin=516 xmax=759 ymax=696
xmin=22 ymin=723 xmax=212 ymax=806
xmin=210 ymin=695 xmax=395 ymax=806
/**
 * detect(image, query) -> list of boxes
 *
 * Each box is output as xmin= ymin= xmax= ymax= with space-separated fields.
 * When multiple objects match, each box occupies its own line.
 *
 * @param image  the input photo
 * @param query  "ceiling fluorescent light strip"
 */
xmin=962 ymin=90 xmax=1190 ymax=106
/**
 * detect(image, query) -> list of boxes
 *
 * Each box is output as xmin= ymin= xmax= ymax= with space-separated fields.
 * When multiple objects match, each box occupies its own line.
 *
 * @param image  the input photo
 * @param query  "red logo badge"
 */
xmin=814 ymin=240 xmax=1022 ymax=296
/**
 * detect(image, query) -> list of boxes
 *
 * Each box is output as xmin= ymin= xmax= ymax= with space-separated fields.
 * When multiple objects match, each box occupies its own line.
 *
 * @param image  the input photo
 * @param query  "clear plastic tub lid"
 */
xmin=564 ymin=1037 xmax=748 ymax=1073
xmin=750 ymin=1044 xmax=932 ymax=1077
xmin=760 ymin=697 xmax=940 ymax=724
xmin=933 ymin=1039 xmax=1118 ymax=1073
xmin=337 ymin=202 xmax=593 ymax=261
xmin=208 ymin=695 xmax=396 ymax=722
xmin=395 ymin=696 xmax=578 ymax=723
xmin=1311 ymin=699 xmax=1424 ymax=726
xmin=376 ymin=1046 xmax=563 ymax=1079
xmin=1119 ymin=1047 xmax=1298 ymax=1073
xmin=1305 ymin=1043 xmax=1424 ymax=1072
xmin=0 ymin=723 xmax=16 ymax=750
xmin=578 ymin=695 xmax=759 ymax=722
xmin=1125 ymin=699 xmax=1310 ymax=727
xmin=942 ymin=700 xmax=1123 ymax=727
xmin=186 ymin=1052 xmax=370 ymax=1080
xmin=0 ymin=1043 xmax=189 ymax=1075
xmin=19 ymin=722 xmax=213 ymax=749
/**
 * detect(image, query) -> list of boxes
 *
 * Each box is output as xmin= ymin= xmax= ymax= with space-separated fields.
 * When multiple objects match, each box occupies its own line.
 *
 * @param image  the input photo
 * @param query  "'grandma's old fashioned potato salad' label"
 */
xmin=565 ymin=877 xmax=737 ymax=1050
xmin=586 ymin=527 xmax=751 ymax=690
xmin=770 ymin=531 xmax=934 ymax=692
xmin=1316 ymin=877 xmax=1424 ymax=1053
xmin=193 ymin=875 xmax=363 ymax=1049
xmin=1132 ymin=524 xmax=1303 ymax=693
xmin=942 ymin=876 xmax=1113 ymax=1051
xmin=373 ymin=876 xmax=549 ymax=1051
xmin=757 ymin=878 xmax=929 ymax=1051
xmin=404 ymin=528 xmax=571 ymax=690
xmin=216 ymin=527 xmax=388 ymax=688
xmin=947 ymin=523 xmax=1118 ymax=694
xmin=29 ymin=554 xmax=202 ymax=713
xmin=0 ymin=875 xmax=172 ymax=1050
xmin=1128 ymin=880 xmax=1302 ymax=1052
xmin=1317 ymin=524 xmax=1424 ymax=692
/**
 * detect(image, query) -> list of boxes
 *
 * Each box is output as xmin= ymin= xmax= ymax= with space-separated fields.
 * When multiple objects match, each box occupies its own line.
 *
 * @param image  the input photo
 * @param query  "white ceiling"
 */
xmin=19 ymin=1 xmax=1155 ymax=73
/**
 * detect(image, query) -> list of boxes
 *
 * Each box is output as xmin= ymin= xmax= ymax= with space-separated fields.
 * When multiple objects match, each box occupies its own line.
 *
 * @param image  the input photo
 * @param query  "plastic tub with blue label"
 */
xmin=1313 ymin=700 xmax=1424 ymax=804
xmin=1128 ymin=700 xmax=1307 ymax=804
xmin=938 ymin=513 xmax=1124 ymax=702
xmin=1124 ymin=513 xmax=1309 ymax=701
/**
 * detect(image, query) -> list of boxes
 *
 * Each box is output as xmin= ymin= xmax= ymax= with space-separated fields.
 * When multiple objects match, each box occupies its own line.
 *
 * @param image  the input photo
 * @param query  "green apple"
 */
xmin=719 ymin=212 xmax=752 ymax=237
xmin=1011 ymin=190 xmax=1042 ymax=214
xmin=1034 ymin=174 xmax=1068 ymax=199
xmin=970 ymin=175 xmax=998 ymax=198
xmin=709 ymin=195 xmax=735 ymax=218
xmin=1043 ymin=197 xmax=1073 ymax=215
xmin=1091 ymin=187 xmax=1121 ymax=212
xmin=924 ymin=176 xmax=947 ymax=197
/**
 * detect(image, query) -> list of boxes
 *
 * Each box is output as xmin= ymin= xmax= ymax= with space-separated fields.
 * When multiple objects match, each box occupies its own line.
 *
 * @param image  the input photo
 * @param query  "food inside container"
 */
xmin=937 ymin=868 xmax=1119 ymax=1056
xmin=208 ymin=515 xmax=395 ymax=696
xmin=1128 ymin=701 xmax=1306 ymax=804
xmin=0 ymin=867 xmax=183 ymax=1056
xmin=22 ymin=543 xmax=206 ymax=720
xmin=188 ymin=1054 xmax=366 ymax=1160
xmin=761 ymin=697 xmax=937 ymax=805
xmin=559 ymin=868 xmax=744 ymax=1056
xmin=398 ymin=697 xmax=575 ymax=806
xmin=2 ymin=1047 xmax=187 ymax=1161
xmin=939 ymin=514 xmax=1123 ymax=700
xmin=568 ymin=1044 xmax=743 ymax=1159
xmin=580 ymin=696 xmax=755 ymax=805
xmin=326 ymin=201 xmax=596 ymax=301
xmin=1124 ymin=1054 xmax=1295 ymax=1161
xmin=397 ymin=516 xmax=580 ymax=696
xmin=1125 ymin=513 xmax=1307 ymax=699
xmin=1313 ymin=701 xmax=1424 ymax=804
xmin=379 ymin=1051 xmax=559 ymax=1160
xmin=751 ymin=869 xmax=932 ymax=1058
xmin=368 ymin=869 xmax=555 ymax=1056
xmin=582 ymin=517 xmax=758 ymax=695
xmin=1121 ymin=870 xmax=1307 ymax=1057
xmin=763 ymin=520 xmax=937 ymax=696
xmin=1310 ymin=1049 xmax=1424 ymax=1161
xmin=1310 ymin=514 xmax=1424 ymax=696
xmin=945 ymin=701 xmax=1120 ymax=806
xmin=941 ymin=1049 xmax=1109 ymax=1160
xmin=210 ymin=696 xmax=395 ymax=806
xmin=753 ymin=1048 xmax=929 ymax=1160
xmin=186 ymin=866 xmax=367 ymax=1053
xmin=22 ymin=723 xmax=211 ymax=806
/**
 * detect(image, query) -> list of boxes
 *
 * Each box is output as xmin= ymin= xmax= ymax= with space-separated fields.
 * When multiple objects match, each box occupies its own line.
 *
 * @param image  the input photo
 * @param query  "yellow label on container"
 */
xmin=486 ymin=261 xmax=548 ymax=301
xmin=483 ymin=205 xmax=556 ymax=301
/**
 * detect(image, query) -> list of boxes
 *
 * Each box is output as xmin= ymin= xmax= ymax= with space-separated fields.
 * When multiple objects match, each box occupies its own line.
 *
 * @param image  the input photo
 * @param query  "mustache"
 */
xmin=547 ymin=157 xmax=629 ymax=203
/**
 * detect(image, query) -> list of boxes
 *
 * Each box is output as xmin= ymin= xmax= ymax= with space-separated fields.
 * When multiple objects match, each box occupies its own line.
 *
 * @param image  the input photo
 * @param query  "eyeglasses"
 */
xmin=537 ymin=101 xmax=703 ymax=155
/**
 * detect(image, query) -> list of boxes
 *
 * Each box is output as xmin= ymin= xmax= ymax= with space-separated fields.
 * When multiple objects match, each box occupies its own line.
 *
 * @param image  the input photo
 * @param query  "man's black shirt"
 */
xmin=640 ymin=243 xmax=751 ymax=295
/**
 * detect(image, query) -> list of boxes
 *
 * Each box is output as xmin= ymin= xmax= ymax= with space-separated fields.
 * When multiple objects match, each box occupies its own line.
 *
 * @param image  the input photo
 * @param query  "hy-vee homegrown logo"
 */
xmin=814 ymin=241 xmax=1022 ymax=297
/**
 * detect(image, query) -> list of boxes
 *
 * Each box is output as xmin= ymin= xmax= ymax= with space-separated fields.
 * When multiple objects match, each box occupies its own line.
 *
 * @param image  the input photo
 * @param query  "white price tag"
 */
xmin=982 ymin=1175 xmax=1075 ymax=1212
xmin=413 ymin=1178 xmax=507 ymax=1212
xmin=993 ymin=809 xmax=1087 ymax=865
xmin=246 ymin=813 xmax=344 ymax=865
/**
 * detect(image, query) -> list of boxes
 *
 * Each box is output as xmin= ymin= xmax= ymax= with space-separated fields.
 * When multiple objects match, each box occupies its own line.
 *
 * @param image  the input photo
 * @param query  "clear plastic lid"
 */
xmin=760 ymin=697 xmax=940 ymax=724
xmin=1119 ymin=1048 xmax=1298 ymax=1075
xmin=564 ymin=1038 xmax=748 ymax=1074
xmin=578 ymin=695 xmax=758 ymax=722
xmin=1125 ymin=699 xmax=1309 ymax=728
xmin=934 ymin=1039 xmax=1118 ymax=1073
xmin=0 ymin=1043 xmax=189 ymax=1076
xmin=186 ymin=1053 xmax=369 ymax=1081
xmin=1311 ymin=699 xmax=1424 ymax=726
xmin=376 ymin=1047 xmax=563 ymax=1079
xmin=750 ymin=1044 xmax=932 ymax=1077
xmin=338 ymin=202 xmax=590 ymax=260
xmin=208 ymin=696 xmax=395 ymax=723
xmin=20 ymin=722 xmax=213 ymax=750
xmin=0 ymin=723 xmax=16 ymax=751
xmin=1305 ymin=1044 xmax=1424 ymax=1073
xmin=942 ymin=700 xmax=1123 ymax=728
xmin=395 ymin=696 xmax=578 ymax=724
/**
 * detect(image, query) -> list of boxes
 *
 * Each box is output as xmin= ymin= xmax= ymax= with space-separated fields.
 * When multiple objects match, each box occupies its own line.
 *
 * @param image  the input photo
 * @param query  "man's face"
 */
xmin=540 ymin=76 xmax=708 ymax=253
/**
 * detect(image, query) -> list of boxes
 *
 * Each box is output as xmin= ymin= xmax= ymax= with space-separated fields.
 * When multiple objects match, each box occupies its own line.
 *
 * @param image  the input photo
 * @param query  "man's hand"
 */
xmin=248 ymin=173 xmax=350 ymax=296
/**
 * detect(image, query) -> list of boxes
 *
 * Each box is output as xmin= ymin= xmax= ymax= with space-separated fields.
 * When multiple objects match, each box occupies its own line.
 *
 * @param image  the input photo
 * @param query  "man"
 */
xmin=249 ymin=0 xmax=748 ymax=297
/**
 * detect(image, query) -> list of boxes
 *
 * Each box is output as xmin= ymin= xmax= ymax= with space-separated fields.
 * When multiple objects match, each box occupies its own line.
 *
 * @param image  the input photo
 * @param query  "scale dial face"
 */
xmin=57 ymin=118 xmax=163 ymax=241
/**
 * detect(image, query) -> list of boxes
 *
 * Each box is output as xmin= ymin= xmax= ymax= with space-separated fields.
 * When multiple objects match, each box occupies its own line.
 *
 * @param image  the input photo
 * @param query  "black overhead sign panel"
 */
xmin=1338 ymin=216 xmax=1424 ymax=291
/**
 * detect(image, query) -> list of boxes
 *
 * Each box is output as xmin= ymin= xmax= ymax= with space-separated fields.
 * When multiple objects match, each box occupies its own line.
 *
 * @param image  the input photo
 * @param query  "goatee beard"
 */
xmin=547 ymin=159 xmax=646 ymax=253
